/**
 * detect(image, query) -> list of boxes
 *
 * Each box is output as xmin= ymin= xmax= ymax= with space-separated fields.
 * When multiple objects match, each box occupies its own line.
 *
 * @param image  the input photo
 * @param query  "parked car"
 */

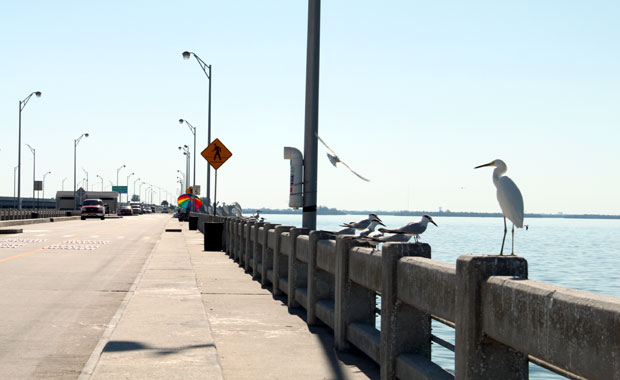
xmin=131 ymin=205 xmax=141 ymax=215
xmin=120 ymin=205 xmax=133 ymax=216
xmin=81 ymin=199 xmax=105 ymax=220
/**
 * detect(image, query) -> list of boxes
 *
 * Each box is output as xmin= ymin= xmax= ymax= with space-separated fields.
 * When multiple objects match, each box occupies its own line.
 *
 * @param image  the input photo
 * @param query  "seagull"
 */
xmin=341 ymin=213 xmax=383 ymax=230
xmin=475 ymin=159 xmax=524 ymax=255
xmin=330 ymin=215 xmax=384 ymax=236
xmin=358 ymin=216 xmax=386 ymax=238
xmin=316 ymin=133 xmax=370 ymax=182
xmin=365 ymin=232 xmax=412 ymax=246
xmin=378 ymin=214 xmax=438 ymax=242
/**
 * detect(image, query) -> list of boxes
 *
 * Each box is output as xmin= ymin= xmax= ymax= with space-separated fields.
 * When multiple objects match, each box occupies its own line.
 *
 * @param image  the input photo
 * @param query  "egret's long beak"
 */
xmin=474 ymin=161 xmax=495 ymax=169
xmin=430 ymin=220 xmax=438 ymax=227
xmin=377 ymin=220 xmax=386 ymax=227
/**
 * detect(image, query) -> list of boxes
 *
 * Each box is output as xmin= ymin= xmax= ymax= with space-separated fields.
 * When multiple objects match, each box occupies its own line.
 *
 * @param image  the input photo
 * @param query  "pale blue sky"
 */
xmin=1 ymin=1 xmax=619 ymax=214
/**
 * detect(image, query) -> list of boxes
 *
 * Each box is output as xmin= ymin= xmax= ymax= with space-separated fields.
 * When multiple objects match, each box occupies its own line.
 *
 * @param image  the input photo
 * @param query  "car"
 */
xmin=120 ymin=205 xmax=133 ymax=216
xmin=131 ymin=205 xmax=141 ymax=215
xmin=81 ymin=199 xmax=106 ymax=220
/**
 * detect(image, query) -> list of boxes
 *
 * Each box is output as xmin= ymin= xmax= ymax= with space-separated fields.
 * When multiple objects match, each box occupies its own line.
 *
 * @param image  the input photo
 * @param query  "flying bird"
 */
xmin=475 ymin=159 xmax=524 ymax=255
xmin=378 ymin=214 xmax=438 ymax=242
xmin=316 ymin=133 xmax=370 ymax=182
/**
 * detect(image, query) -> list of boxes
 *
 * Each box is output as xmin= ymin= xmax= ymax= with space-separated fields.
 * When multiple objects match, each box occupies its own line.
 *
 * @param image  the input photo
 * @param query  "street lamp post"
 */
xmin=126 ymin=172 xmax=134 ymax=203
xmin=74 ymin=133 xmax=89 ymax=209
xmin=17 ymin=91 xmax=42 ymax=210
xmin=107 ymin=180 xmax=114 ymax=190
xmin=82 ymin=168 xmax=88 ymax=191
xmin=116 ymin=164 xmax=125 ymax=205
xmin=139 ymin=181 xmax=145 ymax=202
xmin=182 ymin=51 xmax=212 ymax=210
xmin=133 ymin=177 xmax=141 ymax=201
xmin=62 ymin=177 xmax=67 ymax=191
xmin=179 ymin=119 xmax=197 ymax=190
xmin=13 ymin=166 xmax=18 ymax=208
xmin=42 ymin=171 xmax=51 ymax=198
xmin=26 ymin=144 xmax=35 ymax=204
xmin=96 ymin=175 xmax=103 ymax=191
xmin=178 ymin=146 xmax=190 ymax=190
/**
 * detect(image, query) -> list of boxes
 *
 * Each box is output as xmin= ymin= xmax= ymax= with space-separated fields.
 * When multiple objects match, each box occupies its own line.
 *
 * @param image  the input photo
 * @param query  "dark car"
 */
xmin=81 ymin=199 xmax=105 ymax=220
xmin=120 ymin=205 xmax=133 ymax=216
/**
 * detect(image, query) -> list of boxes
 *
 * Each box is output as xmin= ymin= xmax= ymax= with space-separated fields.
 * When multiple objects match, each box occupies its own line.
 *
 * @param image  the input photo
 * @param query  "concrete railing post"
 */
xmin=252 ymin=221 xmax=265 ymax=279
xmin=455 ymin=255 xmax=528 ymax=380
xmin=244 ymin=221 xmax=254 ymax=272
xmin=334 ymin=235 xmax=365 ymax=351
xmin=307 ymin=230 xmax=330 ymax=325
xmin=288 ymin=227 xmax=310 ymax=310
xmin=260 ymin=223 xmax=276 ymax=285
xmin=273 ymin=225 xmax=293 ymax=297
xmin=380 ymin=242 xmax=432 ymax=380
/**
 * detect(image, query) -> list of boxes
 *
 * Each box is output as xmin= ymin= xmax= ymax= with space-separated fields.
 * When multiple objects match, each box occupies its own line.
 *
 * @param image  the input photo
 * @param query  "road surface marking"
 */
xmin=0 ymin=247 xmax=44 ymax=263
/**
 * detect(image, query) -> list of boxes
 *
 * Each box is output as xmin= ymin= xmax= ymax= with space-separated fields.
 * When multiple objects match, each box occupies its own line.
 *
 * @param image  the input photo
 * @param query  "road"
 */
xmin=0 ymin=214 xmax=171 ymax=379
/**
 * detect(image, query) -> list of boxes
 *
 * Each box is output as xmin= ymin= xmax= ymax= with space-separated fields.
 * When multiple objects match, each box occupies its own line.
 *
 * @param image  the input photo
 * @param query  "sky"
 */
xmin=1 ymin=1 xmax=619 ymax=214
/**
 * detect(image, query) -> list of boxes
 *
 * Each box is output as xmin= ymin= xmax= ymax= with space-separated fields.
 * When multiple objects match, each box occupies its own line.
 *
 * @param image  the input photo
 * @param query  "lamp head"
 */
xmin=35 ymin=91 xmax=42 ymax=98
xmin=179 ymin=119 xmax=184 ymax=124
xmin=182 ymin=51 xmax=191 ymax=60
xmin=85 ymin=133 xmax=89 ymax=138
xmin=178 ymin=146 xmax=182 ymax=150
xmin=184 ymin=144 xmax=188 ymax=148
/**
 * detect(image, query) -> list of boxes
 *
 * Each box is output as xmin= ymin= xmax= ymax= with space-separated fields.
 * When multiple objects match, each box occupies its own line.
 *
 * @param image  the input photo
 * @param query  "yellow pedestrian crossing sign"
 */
xmin=201 ymin=138 xmax=232 ymax=170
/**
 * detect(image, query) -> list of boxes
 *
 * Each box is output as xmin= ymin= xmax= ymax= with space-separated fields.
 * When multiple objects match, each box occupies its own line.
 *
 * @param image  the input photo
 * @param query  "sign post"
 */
xmin=201 ymin=138 xmax=232 ymax=215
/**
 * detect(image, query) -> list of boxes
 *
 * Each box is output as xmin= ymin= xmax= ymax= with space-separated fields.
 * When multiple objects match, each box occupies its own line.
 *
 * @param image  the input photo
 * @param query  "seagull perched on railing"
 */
xmin=316 ymin=133 xmax=370 ymax=182
xmin=341 ymin=213 xmax=383 ymax=230
xmin=378 ymin=214 xmax=438 ymax=242
xmin=330 ymin=215 xmax=384 ymax=236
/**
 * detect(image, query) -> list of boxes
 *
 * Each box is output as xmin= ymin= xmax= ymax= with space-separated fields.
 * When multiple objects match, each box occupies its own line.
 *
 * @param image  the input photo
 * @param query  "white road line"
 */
xmin=63 ymin=234 xmax=75 ymax=237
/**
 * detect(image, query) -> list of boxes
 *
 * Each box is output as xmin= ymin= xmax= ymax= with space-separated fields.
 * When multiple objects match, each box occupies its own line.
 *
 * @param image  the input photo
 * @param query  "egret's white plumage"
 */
xmin=475 ymin=159 xmax=524 ymax=255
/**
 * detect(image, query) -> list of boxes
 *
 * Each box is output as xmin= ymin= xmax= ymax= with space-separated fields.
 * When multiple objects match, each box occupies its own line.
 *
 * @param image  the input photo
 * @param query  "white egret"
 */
xmin=358 ymin=216 xmax=386 ymax=238
xmin=378 ymin=214 xmax=437 ymax=242
xmin=475 ymin=159 xmax=524 ymax=255
xmin=316 ymin=133 xmax=370 ymax=182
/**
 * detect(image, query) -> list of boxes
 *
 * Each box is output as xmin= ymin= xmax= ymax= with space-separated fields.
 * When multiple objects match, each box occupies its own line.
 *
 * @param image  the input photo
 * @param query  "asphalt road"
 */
xmin=0 ymin=214 xmax=171 ymax=379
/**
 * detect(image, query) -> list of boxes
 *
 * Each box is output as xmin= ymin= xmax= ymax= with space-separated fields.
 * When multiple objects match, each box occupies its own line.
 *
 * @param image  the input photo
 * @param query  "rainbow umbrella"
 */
xmin=177 ymin=194 xmax=203 ymax=211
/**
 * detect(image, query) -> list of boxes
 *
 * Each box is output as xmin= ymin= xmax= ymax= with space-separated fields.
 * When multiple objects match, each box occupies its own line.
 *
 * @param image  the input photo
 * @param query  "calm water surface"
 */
xmin=260 ymin=214 xmax=620 ymax=379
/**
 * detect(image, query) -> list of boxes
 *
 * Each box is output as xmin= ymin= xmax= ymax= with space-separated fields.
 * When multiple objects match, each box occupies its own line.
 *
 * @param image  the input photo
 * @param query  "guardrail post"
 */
xmin=334 ymin=235 xmax=363 ymax=350
xmin=288 ymin=227 xmax=310 ymax=309
xmin=380 ymin=242 xmax=432 ymax=380
xmin=260 ymin=223 xmax=276 ymax=285
xmin=455 ymin=255 xmax=528 ymax=380
xmin=307 ymin=231 xmax=330 ymax=325
xmin=273 ymin=225 xmax=293 ymax=297
xmin=251 ymin=221 xmax=264 ymax=279
xmin=244 ymin=221 xmax=254 ymax=272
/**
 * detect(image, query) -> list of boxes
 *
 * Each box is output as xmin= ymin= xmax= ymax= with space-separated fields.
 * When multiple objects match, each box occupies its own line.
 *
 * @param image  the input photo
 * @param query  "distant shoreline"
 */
xmin=246 ymin=207 xmax=620 ymax=220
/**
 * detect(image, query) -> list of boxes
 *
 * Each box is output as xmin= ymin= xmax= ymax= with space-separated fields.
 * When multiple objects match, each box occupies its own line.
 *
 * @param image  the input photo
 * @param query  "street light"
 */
xmin=62 ymin=177 xmax=68 ymax=191
xmin=74 ymin=133 xmax=89 ymax=209
xmin=26 ymin=143 xmax=35 ymax=204
xmin=139 ymin=181 xmax=145 ymax=202
xmin=17 ymin=91 xmax=42 ymax=210
xmin=179 ymin=119 xmax=197 ymax=190
xmin=126 ymin=172 xmax=134 ymax=203
xmin=13 ymin=166 xmax=18 ymax=208
xmin=182 ymin=51 xmax=212 ymax=210
xmin=96 ymin=174 xmax=103 ymax=191
xmin=42 ymin=171 xmax=51 ymax=198
xmin=116 ymin=164 xmax=125 ymax=205
xmin=82 ymin=168 xmax=89 ymax=191
xmin=178 ymin=145 xmax=190 ymax=190
xmin=133 ymin=177 xmax=141 ymax=201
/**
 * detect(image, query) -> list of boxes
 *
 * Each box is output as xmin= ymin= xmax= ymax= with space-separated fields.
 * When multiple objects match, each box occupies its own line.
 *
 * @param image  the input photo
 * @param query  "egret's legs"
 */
xmin=500 ymin=217 xmax=507 ymax=255
xmin=511 ymin=224 xmax=515 ymax=255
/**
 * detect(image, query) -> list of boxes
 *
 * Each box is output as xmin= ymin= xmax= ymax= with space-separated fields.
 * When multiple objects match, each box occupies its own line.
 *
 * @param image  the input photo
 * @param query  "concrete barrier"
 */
xmin=192 ymin=215 xmax=620 ymax=380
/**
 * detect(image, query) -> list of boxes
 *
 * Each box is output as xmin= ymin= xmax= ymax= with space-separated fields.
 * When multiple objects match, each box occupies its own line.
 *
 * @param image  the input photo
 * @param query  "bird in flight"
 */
xmin=475 ymin=159 xmax=524 ymax=255
xmin=316 ymin=133 xmax=370 ymax=182
xmin=378 ymin=214 xmax=438 ymax=243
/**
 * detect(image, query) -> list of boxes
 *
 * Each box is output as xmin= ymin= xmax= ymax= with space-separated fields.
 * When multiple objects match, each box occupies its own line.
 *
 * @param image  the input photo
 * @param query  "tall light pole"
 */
xmin=62 ymin=177 xmax=67 ymax=191
xmin=74 ymin=133 xmax=89 ymax=209
xmin=133 ymin=177 xmax=141 ymax=200
xmin=116 ymin=164 xmax=125 ymax=205
xmin=178 ymin=146 xmax=190 ymax=190
xmin=126 ymin=172 xmax=134 ymax=203
xmin=139 ymin=181 xmax=145 ymax=202
xmin=96 ymin=174 xmax=103 ymax=191
xmin=82 ymin=168 xmax=88 ymax=191
xmin=179 ymin=119 xmax=197 ymax=190
xmin=13 ymin=166 xmax=18 ymax=208
xmin=26 ymin=144 xmax=35 ymax=203
xmin=182 ymin=51 xmax=212 ymax=210
xmin=177 ymin=169 xmax=185 ymax=187
xmin=42 ymin=171 xmax=51 ymax=198
xmin=107 ymin=180 xmax=114 ymax=190
xmin=17 ymin=91 xmax=42 ymax=210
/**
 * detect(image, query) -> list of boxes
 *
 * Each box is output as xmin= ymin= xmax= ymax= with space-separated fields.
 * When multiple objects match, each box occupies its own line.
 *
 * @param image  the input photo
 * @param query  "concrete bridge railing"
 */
xmin=190 ymin=214 xmax=620 ymax=380
xmin=0 ymin=209 xmax=76 ymax=221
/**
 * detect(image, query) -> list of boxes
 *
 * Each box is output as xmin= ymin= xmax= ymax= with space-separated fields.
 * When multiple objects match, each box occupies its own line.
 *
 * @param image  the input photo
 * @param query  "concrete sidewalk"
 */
xmin=82 ymin=219 xmax=377 ymax=380
xmin=83 ymin=219 xmax=223 ymax=380
xmin=184 ymin=227 xmax=379 ymax=380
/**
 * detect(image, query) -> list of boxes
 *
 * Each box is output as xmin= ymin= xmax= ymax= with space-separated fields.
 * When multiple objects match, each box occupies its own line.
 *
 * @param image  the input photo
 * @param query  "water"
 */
xmin=259 ymin=214 xmax=620 ymax=379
